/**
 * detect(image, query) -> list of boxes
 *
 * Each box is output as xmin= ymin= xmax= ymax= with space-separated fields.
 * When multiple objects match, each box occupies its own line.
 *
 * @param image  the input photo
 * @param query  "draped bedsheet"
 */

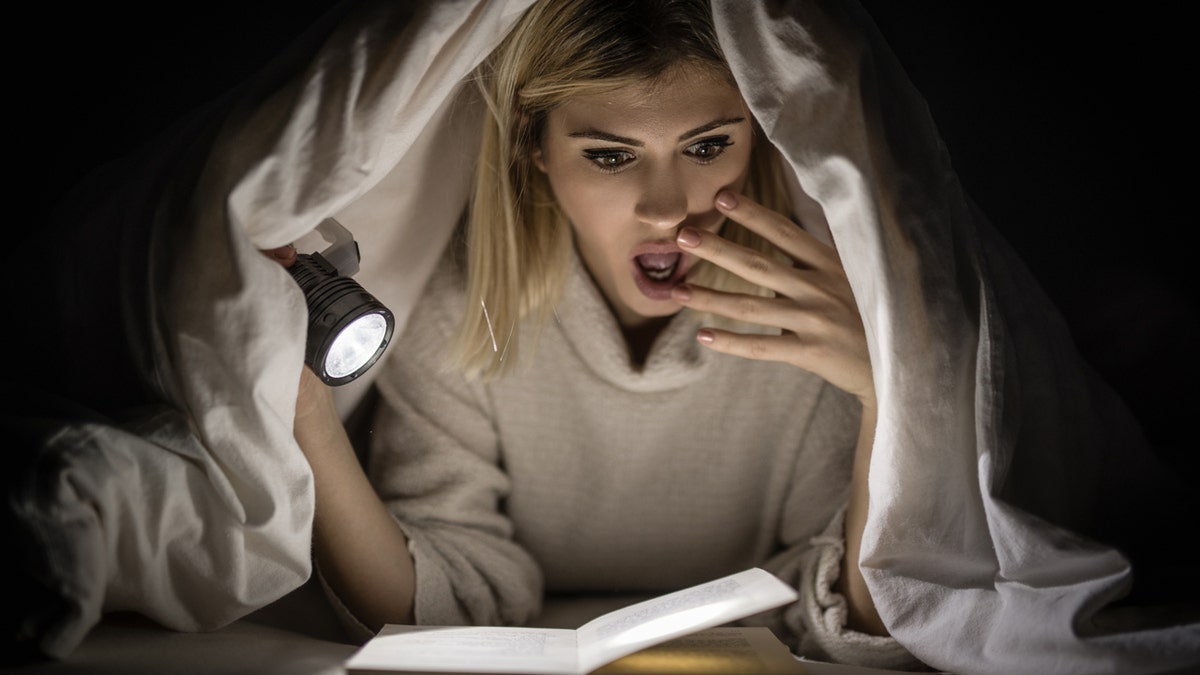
xmin=6 ymin=1 xmax=1196 ymax=672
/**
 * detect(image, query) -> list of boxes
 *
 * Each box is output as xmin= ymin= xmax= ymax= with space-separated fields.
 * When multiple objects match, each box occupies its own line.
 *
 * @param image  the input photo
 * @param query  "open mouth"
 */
xmin=630 ymin=247 xmax=688 ymax=300
xmin=636 ymin=252 xmax=681 ymax=282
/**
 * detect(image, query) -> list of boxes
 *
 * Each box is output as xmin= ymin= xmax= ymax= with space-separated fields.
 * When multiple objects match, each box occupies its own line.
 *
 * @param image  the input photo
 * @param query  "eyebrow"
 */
xmin=568 ymin=116 xmax=746 ymax=146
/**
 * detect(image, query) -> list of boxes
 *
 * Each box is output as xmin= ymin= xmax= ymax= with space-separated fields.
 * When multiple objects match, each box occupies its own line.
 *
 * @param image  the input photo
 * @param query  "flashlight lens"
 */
xmin=324 ymin=311 xmax=390 ymax=379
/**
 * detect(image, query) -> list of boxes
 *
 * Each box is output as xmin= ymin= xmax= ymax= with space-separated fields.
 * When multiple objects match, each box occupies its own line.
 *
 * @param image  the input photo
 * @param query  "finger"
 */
xmin=672 ymin=283 xmax=819 ymax=334
xmin=261 ymin=244 xmax=298 ymax=268
xmin=696 ymin=326 xmax=873 ymax=399
xmin=695 ymin=328 xmax=806 ymax=367
xmin=713 ymin=190 xmax=839 ymax=271
xmin=677 ymin=226 xmax=820 ymax=298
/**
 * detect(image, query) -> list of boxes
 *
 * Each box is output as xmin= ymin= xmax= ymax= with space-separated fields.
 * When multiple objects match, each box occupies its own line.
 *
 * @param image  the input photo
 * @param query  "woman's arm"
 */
xmin=837 ymin=401 xmax=886 ymax=635
xmin=261 ymin=244 xmax=416 ymax=631
xmin=293 ymin=365 xmax=416 ymax=631
xmin=264 ymin=243 xmax=542 ymax=631
xmin=670 ymin=190 xmax=887 ymax=635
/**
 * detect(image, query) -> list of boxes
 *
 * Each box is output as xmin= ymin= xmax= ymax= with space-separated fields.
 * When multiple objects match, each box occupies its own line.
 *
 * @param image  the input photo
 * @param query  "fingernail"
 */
xmin=677 ymin=227 xmax=701 ymax=248
xmin=263 ymin=244 xmax=298 ymax=266
xmin=715 ymin=190 xmax=737 ymax=210
xmin=671 ymin=284 xmax=692 ymax=301
xmin=696 ymin=329 xmax=715 ymax=344
xmin=275 ymin=245 xmax=298 ymax=267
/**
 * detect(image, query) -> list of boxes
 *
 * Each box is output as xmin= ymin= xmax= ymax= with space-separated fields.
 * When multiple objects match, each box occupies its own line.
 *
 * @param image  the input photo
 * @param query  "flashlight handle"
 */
xmin=314 ymin=218 xmax=361 ymax=277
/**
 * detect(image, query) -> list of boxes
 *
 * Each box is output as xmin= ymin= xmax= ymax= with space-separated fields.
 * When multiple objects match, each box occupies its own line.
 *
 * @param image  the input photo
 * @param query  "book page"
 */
xmin=575 ymin=568 xmax=799 ymax=673
xmin=344 ymin=625 xmax=579 ymax=675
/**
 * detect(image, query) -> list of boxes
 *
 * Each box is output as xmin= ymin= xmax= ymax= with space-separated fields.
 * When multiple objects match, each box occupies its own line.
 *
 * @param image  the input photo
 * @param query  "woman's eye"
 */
xmin=583 ymin=149 xmax=635 ymax=172
xmin=685 ymin=136 xmax=733 ymax=162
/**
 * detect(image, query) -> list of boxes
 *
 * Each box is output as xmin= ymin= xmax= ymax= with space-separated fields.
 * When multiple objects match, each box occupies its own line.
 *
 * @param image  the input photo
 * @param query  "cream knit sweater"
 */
xmin=354 ymin=247 xmax=920 ymax=669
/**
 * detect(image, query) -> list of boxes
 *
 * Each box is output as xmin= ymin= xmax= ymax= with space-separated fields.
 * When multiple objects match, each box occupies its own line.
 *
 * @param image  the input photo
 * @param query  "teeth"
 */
xmin=645 ymin=265 xmax=674 ymax=281
xmin=636 ymin=253 xmax=680 ymax=283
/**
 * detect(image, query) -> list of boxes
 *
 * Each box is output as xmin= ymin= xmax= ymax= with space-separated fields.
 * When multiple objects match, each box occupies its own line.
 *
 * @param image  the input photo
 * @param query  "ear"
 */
xmin=516 ymin=107 xmax=547 ymax=173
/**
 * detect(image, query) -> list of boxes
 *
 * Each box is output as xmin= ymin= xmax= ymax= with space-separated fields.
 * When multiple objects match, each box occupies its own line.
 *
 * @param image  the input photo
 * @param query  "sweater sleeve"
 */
xmin=796 ymin=508 xmax=926 ymax=669
xmin=362 ymin=260 xmax=543 ymax=628
xmin=754 ymin=384 xmax=927 ymax=671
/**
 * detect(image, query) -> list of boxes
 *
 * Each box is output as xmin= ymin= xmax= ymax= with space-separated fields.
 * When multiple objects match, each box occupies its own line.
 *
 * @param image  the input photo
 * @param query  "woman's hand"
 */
xmin=293 ymin=361 xmax=343 ymax=448
xmin=671 ymin=190 xmax=874 ymax=407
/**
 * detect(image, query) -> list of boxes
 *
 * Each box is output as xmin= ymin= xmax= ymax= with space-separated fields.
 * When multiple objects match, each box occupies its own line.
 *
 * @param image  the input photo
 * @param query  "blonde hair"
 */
xmin=452 ymin=0 xmax=793 ymax=380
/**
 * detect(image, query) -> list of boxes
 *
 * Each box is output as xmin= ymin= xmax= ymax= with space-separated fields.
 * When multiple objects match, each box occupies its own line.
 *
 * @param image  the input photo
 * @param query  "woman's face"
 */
xmin=533 ymin=64 xmax=753 ymax=329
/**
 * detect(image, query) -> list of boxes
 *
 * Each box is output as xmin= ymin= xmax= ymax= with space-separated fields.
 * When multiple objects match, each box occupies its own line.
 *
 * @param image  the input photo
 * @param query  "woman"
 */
xmin=289 ymin=0 xmax=912 ymax=667
xmin=281 ymin=0 xmax=1198 ymax=671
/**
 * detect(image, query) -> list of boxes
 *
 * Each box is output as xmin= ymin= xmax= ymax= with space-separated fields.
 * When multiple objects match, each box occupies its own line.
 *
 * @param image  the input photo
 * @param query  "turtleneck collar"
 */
xmin=550 ymin=248 xmax=714 ymax=393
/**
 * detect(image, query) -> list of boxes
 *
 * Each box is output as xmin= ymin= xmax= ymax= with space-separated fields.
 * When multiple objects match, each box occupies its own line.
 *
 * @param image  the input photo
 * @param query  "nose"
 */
xmin=633 ymin=170 xmax=689 ymax=230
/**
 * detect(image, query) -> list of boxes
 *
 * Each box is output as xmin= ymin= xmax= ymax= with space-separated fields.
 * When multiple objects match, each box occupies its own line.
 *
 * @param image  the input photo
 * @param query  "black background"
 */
xmin=21 ymin=2 xmax=1197 ymax=457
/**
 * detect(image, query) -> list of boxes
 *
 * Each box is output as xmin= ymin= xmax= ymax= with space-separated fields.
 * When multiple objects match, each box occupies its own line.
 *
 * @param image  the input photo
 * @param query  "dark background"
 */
xmin=22 ymin=2 xmax=1196 ymax=459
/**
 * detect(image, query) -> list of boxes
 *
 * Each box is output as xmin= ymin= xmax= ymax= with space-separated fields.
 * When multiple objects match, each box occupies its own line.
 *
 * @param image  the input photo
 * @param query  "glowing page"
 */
xmin=344 ymin=568 xmax=798 ymax=675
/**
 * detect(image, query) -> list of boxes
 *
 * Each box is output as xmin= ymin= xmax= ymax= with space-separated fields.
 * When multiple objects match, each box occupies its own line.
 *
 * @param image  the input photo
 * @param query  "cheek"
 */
xmin=552 ymin=176 xmax=611 ymax=228
xmin=547 ymin=165 xmax=634 ymax=226
xmin=718 ymin=145 xmax=754 ymax=191
xmin=688 ymin=153 xmax=752 ymax=213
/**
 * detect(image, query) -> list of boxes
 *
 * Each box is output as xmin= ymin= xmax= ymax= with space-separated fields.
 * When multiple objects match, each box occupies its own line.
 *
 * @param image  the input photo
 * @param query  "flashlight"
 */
xmin=288 ymin=219 xmax=394 ymax=386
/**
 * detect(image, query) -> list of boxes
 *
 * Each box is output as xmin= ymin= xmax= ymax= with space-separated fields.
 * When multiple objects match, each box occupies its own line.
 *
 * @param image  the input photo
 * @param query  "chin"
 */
xmin=629 ymin=296 xmax=684 ymax=322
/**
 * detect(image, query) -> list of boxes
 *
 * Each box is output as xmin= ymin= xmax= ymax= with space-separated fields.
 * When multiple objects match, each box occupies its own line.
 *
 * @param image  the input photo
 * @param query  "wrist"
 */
xmin=293 ymin=367 xmax=349 ymax=460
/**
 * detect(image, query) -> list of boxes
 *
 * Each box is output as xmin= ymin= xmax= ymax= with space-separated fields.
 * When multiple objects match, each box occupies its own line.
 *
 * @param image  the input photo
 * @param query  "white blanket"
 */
xmin=9 ymin=1 xmax=1197 ymax=672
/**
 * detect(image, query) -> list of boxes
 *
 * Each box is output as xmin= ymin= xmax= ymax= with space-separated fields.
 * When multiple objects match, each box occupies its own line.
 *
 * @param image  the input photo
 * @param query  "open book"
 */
xmin=344 ymin=567 xmax=800 ymax=674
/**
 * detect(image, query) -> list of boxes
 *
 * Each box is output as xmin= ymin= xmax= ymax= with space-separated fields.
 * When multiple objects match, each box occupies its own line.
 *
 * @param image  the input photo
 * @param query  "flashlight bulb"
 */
xmin=325 ymin=311 xmax=390 ymax=379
